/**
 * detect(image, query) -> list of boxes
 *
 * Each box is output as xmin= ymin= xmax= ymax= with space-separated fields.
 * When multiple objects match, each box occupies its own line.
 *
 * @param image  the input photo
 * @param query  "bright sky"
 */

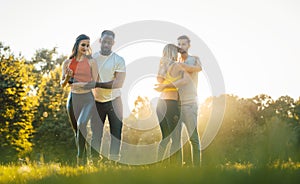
xmin=1 ymin=0 xmax=300 ymax=108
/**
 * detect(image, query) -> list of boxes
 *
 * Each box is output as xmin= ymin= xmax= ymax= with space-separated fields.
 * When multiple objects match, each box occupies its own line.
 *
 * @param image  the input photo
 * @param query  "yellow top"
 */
xmin=161 ymin=71 xmax=181 ymax=92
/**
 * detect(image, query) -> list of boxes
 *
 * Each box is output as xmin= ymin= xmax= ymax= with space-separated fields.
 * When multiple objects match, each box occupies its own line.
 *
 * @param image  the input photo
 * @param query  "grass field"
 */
xmin=0 ymin=160 xmax=299 ymax=184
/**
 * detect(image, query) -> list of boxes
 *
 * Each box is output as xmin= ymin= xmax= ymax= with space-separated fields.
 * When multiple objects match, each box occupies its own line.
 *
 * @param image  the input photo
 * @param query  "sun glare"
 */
xmin=127 ymin=75 xmax=160 ymax=110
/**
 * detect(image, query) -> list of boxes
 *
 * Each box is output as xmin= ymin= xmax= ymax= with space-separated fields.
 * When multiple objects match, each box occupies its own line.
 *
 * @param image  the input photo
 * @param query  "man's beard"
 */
xmin=101 ymin=48 xmax=112 ymax=56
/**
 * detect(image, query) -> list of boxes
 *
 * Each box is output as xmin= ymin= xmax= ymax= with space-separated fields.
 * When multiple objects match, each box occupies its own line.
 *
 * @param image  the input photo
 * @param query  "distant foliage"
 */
xmin=0 ymin=43 xmax=37 ymax=161
xmin=199 ymin=94 xmax=300 ymax=165
xmin=32 ymin=66 xmax=75 ymax=162
xmin=30 ymin=48 xmax=74 ymax=162
xmin=0 ymin=42 xmax=299 ymax=165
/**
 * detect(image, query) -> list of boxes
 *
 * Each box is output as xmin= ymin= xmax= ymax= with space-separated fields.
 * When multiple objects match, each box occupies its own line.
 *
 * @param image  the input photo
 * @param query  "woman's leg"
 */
xmin=166 ymin=100 xmax=182 ymax=165
xmin=72 ymin=92 xmax=94 ymax=164
xmin=156 ymin=99 xmax=171 ymax=161
xmin=90 ymin=105 xmax=104 ymax=159
xmin=67 ymin=93 xmax=77 ymax=144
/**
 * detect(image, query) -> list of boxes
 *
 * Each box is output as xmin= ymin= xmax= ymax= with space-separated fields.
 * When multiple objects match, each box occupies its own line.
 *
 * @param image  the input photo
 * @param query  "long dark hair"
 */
xmin=69 ymin=34 xmax=90 ymax=59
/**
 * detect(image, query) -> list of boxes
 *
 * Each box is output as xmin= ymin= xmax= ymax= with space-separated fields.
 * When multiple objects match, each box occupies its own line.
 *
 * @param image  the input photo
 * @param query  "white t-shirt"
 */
xmin=92 ymin=52 xmax=126 ymax=102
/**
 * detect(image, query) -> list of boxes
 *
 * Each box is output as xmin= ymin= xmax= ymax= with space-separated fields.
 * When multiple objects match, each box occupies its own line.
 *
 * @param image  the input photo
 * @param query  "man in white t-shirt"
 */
xmin=87 ymin=30 xmax=126 ymax=163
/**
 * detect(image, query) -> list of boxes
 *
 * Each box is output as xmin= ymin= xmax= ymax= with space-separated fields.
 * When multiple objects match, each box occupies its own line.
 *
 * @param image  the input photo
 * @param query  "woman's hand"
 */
xmin=66 ymin=68 xmax=73 ymax=77
xmin=154 ymin=83 xmax=167 ymax=92
xmin=61 ymin=68 xmax=73 ymax=88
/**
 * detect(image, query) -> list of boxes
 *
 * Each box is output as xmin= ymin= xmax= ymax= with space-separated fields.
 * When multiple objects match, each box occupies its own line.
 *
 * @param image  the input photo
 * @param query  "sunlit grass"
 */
xmin=0 ymin=160 xmax=299 ymax=184
xmin=0 ymin=163 xmax=99 ymax=183
xmin=269 ymin=158 xmax=300 ymax=170
xmin=219 ymin=161 xmax=254 ymax=172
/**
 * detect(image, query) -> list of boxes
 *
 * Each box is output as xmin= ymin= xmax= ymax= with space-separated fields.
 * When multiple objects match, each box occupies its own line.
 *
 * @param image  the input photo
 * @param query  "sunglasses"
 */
xmin=80 ymin=43 xmax=90 ymax=47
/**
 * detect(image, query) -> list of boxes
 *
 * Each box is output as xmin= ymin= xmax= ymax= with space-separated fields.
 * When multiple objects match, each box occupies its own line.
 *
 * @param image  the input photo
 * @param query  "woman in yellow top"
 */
xmin=155 ymin=44 xmax=199 ymax=165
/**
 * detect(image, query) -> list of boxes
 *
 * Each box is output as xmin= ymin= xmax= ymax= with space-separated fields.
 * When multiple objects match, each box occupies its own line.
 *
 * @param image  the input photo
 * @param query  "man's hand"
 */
xmin=83 ymin=81 xmax=96 ymax=90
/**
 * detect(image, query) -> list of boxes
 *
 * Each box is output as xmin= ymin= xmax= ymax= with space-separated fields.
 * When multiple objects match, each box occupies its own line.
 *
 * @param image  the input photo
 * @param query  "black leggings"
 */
xmin=156 ymin=99 xmax=182 ymax=164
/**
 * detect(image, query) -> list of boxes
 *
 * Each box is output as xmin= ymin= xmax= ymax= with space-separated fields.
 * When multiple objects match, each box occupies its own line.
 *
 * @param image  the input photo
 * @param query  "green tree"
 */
xmin=260 ymin=96 xmax=300 ymax=161
xmin=31 ymin=58 xmax=75 ymax=162
xmin=201 ymin=94 xmax=300 ymax=166
xmin=200 ymin=95 xmax=261 ymax=164
xmin=30 ymin=47 xmax=65 ymax=75
xmin=0 ymin=42 xmax=37 ymax=162
xmin=294 ymin=98 xmax=300 ymax=150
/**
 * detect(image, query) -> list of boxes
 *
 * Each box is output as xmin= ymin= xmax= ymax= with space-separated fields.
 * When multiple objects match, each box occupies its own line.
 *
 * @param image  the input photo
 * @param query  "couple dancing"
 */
xmin=155 ymin=36 xmax=202 ymax=166
xmin=61 ymin=30 xmax=201 ymax=167
xmin=60 ymin=30 xmax=125 ymax=166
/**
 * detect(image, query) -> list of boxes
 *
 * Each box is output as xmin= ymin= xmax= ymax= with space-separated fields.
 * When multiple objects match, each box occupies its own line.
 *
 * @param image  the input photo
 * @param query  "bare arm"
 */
xmin=170 ymin=71 xmax=189 ymax=87
xmin=156 ymin=58 xmax=168 ymax=83
xmin=154 ymin=71 xmax=189 ymax=92
xmin=95 ymin=72 xmax=126 ymax=89
xmin=157 ymin=76 xmax=165 ymax=84
xmin=179 ymin=63 xmax=201 ymax=72
xmin=154 ymin=63 xmax=189 ymax=91
xmin=60 ymin=59 xmax=72 ymax=88
xmin=179 ymin=56 xmax=202 ymax=73
xmin=167 ymin=64 xmax=190 ymax=88
xmin=89 ymin=58 xmax=99 ymax=81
